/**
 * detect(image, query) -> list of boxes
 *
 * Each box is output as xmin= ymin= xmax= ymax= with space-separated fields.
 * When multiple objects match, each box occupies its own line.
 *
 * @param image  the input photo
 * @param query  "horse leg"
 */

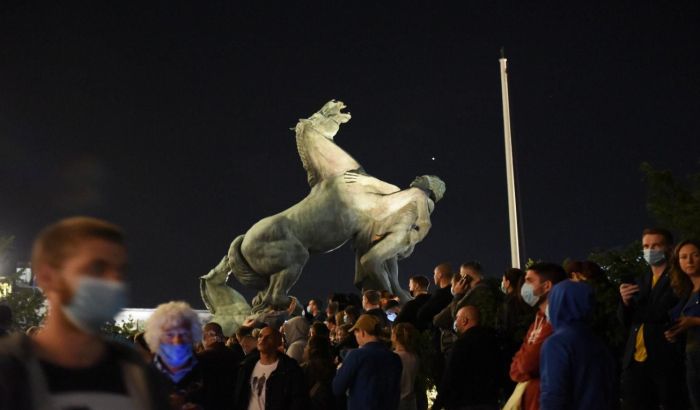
xmin=250 ymin=240 xmax=309 ymax=313
xmin=358 ymin=238 xmax=396 ymax=292
xmin=384 ymin=257 xmax=411 ymax=303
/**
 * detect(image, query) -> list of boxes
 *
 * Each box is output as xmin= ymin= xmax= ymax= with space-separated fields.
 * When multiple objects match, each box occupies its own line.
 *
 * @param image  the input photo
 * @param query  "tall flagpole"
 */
xmin=499 ymin=49 xmax=521 ymax=268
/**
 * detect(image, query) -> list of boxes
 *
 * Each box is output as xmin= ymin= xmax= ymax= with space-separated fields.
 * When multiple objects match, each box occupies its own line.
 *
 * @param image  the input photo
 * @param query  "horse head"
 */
xmin=300 ymin=99 xmax=351 ymax=140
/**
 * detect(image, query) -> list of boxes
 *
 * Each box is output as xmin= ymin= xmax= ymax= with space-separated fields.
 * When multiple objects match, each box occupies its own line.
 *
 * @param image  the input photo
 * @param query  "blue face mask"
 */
xmin=62 ymin=276 xmax=128 ymax=333
xmin=453 ymin=320 xmax=459 ymax=333
xmin=500 ymin=281 xmax=508 ymax=295
xmin=643 ymin=249 xmax=666 ymax=266
xmin=159 ymin=343 xmax=193 ymax=367
xmin=520 ymin=283 xmax=540 ymax=307
xmin=545 ymin=304 xmax=550 ymax=322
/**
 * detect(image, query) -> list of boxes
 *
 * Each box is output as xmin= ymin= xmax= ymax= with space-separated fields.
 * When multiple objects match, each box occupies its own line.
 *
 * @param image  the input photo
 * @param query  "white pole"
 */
xmin=499 ymin=53 xmax=521 ymax=268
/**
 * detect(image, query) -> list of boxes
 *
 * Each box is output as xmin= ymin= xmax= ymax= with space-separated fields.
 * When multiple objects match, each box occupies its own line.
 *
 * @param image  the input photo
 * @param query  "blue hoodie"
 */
xmin=540 ymin=280 xmax=616 ymax=410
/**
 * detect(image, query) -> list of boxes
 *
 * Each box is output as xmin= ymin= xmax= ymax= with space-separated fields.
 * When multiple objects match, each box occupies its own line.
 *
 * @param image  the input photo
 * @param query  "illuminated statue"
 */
xmin=203 ymin=100 xmax=445 ymax=315
xmin=200 ymin=258 xmax=251 ymax=336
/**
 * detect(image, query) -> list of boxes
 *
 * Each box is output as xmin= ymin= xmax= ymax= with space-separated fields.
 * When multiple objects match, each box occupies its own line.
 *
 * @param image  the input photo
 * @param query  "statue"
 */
xmin=202 ymin=100 xmax=445 ymax=318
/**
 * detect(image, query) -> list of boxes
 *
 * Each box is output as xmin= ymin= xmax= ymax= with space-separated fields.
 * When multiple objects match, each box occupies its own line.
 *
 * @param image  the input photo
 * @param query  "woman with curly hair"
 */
xmin=665 ymin=239 xmax=700 ymax=409
xmin=145 ymin=301 xmax=204 ymax=409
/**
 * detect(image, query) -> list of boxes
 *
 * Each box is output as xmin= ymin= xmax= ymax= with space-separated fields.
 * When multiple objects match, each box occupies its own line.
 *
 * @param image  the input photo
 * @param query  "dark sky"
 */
xmin=1 ymin=1 xmax=698 ymax=309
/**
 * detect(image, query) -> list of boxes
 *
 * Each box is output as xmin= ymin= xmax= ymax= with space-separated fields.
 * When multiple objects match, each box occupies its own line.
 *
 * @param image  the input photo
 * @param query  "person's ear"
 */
xmin=543 ymin=280 xmax=553 ymax=293
xmin=34 ymin=263 xmax=60 ymax=294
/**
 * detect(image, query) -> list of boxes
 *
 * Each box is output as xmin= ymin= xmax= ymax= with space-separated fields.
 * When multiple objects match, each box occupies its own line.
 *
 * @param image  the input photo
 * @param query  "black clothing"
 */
xmin=198 ymin=343 xmax=243 ymax=409
xmin=39 ymin=353 xmax=127 ymax=394
xmin=434 ymin=326 xmax=500 ymax=410
xmin=416 ymin=285 xmax=453 ymax=328
xmin=233 ymin=352 xmax=309 ymax=410
xmin=0 ymin=333 xmax=170 ymax=410
xmin=302 ymin=359 xmax=336 ymax=410
xmin=618 ymin=268 xmax=685 ymax=409
xmin=395 ymin=293 xmax=431 ymax=330
xmin=364 ymin=307 xmax=389 ymax=328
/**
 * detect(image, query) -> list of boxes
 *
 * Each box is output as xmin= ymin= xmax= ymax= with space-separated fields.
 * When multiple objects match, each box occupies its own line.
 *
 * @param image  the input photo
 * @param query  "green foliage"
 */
xmin=589 ymin=241 xmax=648 ymax=284
xmin=641 ymin=162 xmax=700 ymax=240
xmin=1 ymin=236 xmax=47 ymax=331
xmin=100 ymin=316 xmax=140 ymax=342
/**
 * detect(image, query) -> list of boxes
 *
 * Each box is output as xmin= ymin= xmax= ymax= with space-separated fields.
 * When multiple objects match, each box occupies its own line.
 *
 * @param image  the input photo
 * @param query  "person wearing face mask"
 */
xmin=539 ymin=280 xmax=616 ymax=410
xmin=494 ymin=268 xmax=534 ymax=403
xmin=145 ymin=301 xmax=207 ymax=410
xmin=0 ymin=217 xmax=170 ymax=410
xmin=618 ymin=228 xmax=686 ymax=410
xmin=432 ymin=306 xmax=500 ymax=410
xmin=506 ymin=263 xmax=567 ymax=410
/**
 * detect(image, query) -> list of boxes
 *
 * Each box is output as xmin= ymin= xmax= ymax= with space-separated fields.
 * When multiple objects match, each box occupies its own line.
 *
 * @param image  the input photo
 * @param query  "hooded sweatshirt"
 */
xmin=540 ymin=280 xmax=615 ymax=410
xmin=284 ymin=316 xmax=310 ymax=363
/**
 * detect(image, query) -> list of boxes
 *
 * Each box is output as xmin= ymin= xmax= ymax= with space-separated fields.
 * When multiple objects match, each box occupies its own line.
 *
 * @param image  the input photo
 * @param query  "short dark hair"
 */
xmin=309 ymin=298 xmax=323 ymax=309
xmin=32 ymin=217 xmax=125 ymax=268
xmin=435 ymin=263 xmax=453 ymax=280
xmin=642 ymin=228 xmax=674 ymax=246
xmin=409 ymin=275 xmax=430 ymax=290
xmin=460 ymin=261 xmax=483 ymax=275
xmin=503 ymin=268 xmax=524 ymax=289
xmin=203 ymin=322 xmax=224 ymax=337
xmin=528 ymin=262 xmax=568 ymax=285
xmin=363 ymin=290 xmax=381 ymax=305
xmin=235 ymin=325 xmax=255 ymax=340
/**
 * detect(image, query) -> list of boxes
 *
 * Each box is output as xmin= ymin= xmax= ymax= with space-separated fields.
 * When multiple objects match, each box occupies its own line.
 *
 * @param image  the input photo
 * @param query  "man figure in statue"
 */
xmin=205 ymin=100 xmax=446 ymax=318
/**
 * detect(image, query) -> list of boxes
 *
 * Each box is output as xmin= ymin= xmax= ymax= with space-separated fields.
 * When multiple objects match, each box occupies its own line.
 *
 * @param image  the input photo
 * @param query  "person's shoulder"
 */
xmin=0 ymin=332 xmax=31 ymax=357
xmin=105 ymin=338 xmax=148 ymax=365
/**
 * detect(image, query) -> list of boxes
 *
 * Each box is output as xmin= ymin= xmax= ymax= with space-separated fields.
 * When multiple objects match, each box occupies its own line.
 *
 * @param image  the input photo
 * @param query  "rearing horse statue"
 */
xmin=202 ymin=100 xmax=445 ymax=316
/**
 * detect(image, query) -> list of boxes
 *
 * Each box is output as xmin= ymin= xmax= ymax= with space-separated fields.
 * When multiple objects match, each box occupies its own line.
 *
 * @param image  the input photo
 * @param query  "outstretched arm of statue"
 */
xmin=344 ymin=171 xmax=401 ymax=194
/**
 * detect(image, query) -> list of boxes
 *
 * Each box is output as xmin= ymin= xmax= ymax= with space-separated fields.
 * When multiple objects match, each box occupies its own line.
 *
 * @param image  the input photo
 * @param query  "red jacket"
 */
xmin=509 ymin=309 xmax=553 ymax=410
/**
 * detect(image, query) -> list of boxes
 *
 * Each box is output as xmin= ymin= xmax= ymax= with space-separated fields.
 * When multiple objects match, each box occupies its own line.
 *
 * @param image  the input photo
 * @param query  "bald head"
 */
xmin=454 ymin=305 xmax=479 ymax=334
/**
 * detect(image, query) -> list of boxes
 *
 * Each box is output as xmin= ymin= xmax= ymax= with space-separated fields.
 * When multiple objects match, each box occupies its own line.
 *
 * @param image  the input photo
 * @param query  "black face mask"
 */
xmin=409 ymin=290 xmax=415 ymax=297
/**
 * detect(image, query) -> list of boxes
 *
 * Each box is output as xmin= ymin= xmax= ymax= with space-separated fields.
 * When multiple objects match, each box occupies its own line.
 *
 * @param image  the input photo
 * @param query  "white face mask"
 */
xmin=520 ymin=282 xmax=540 ymax=307
xmin=62 ymin=276 xmax=128 ymax=333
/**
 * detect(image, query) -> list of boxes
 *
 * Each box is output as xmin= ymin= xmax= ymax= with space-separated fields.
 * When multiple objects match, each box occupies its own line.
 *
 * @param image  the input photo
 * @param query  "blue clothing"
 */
xmin=332 ymin=341 xmax=402 ymax=410
xmin=670 ymin=291 xmax=700 ymax=409
xmin=540 ymin=280 xmax=616 ymax=410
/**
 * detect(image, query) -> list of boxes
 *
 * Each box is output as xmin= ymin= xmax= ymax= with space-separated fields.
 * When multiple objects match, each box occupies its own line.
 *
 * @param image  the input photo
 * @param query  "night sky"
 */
xmin=1 ymin=2 xmax=698 ymax=309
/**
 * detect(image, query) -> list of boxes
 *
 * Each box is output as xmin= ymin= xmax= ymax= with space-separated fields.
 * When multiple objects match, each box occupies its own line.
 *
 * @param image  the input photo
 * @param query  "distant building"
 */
xmin=115 ymin=308 xmax=212 ymax=330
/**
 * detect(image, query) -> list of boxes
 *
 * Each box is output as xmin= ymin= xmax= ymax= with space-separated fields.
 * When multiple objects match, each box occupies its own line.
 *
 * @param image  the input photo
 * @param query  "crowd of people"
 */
xmin=1 ymin=218 xmax=700 ymax=410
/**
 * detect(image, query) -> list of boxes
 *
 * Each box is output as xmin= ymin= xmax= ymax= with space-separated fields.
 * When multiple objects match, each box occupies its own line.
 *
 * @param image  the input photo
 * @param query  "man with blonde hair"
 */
xmin=0 ymin=216 xmax=169 ymax=410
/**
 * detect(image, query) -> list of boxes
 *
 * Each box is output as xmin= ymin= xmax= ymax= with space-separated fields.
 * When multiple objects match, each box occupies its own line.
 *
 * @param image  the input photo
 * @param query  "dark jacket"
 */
xmin=332 ymin=341 xmax=402 ymax=410
xmin=395 ymin=293 xmax=431 ymax=330
xmin=540 ymin=280 xmax=616 ymax=410
xmin=617 ymin=268 xmax=683 ymax=371
xmin=433 ymin=326 xmax=500 ymax=409
xmin=233 ymin=351 xmax=308 ymax=410
xmin=364 ymin=307 xmax=389 ymax=328
xmin=197 ymin=343 xmax=243 ymax=409
xmin=416 ymin=285 xmax=452 ymax=329
xmin=0 ymin=333 xmax=170 ymax=410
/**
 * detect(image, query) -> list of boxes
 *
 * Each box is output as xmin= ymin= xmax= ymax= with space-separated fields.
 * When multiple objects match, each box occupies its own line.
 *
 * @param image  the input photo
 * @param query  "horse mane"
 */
xmin=294 ymin=120 xmax=319 ymax=187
